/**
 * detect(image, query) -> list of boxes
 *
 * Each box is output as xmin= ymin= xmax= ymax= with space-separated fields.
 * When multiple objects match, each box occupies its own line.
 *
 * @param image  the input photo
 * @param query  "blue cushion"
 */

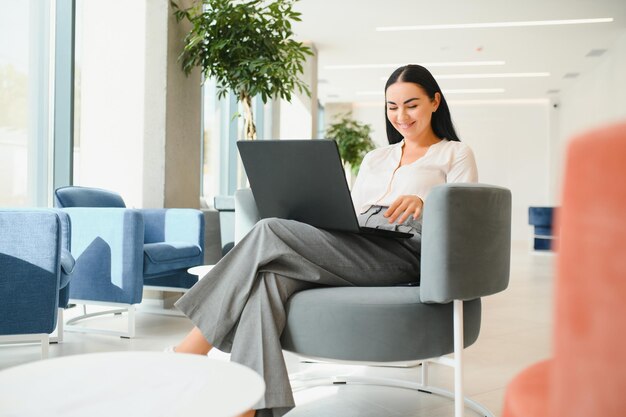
xmin=55 ymin=186 xmax=126 ymax=208
xmin=143 ymin=242 xmax=202 ymax=276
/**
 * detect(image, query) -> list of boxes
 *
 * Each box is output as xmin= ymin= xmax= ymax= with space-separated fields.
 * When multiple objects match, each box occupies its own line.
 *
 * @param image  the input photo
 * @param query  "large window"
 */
xmin=0 ymin=1 xmax=53 ymax=207
xmin=201 ymin=79 xmax=222 ymax=203
xmin=201 ymin=84 xmax=271 ymax=202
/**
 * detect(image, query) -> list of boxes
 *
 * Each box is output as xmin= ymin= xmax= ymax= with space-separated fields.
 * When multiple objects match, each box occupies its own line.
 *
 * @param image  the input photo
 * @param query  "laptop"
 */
xmin=237 ymin=140 xmax=413 ymax=239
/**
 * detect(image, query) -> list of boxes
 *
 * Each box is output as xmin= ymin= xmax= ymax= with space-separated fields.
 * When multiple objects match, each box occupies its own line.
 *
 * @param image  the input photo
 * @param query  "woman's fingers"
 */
xmin=384 ymin=198 xmax=407 ymax=223
xmin=384 ymin=196 xmax=423 ymax=224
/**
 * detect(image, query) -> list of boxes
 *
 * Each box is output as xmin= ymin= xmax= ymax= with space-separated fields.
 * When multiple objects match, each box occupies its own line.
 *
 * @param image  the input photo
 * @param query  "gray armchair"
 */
xmin=235 ymin=183 xmax=511 ymax=417
xmin=0 ymin=210 xmax=74 ymax=358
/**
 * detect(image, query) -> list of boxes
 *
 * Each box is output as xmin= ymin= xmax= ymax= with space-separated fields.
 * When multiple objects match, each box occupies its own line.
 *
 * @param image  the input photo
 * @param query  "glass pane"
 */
xmin=0 ymin=1 xmax=52 ymax=206
xmin=202 ymin=78 xmax=221 ymax=204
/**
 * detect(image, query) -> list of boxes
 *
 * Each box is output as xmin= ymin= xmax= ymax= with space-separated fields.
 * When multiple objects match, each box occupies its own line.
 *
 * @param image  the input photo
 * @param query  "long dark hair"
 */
xmin=385 ymin=64 xmax=460 ymax=144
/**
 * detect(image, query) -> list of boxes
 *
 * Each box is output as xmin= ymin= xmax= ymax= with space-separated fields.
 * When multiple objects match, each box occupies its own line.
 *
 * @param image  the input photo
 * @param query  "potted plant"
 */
xmin=171 ymin=0 xmax=312 ymax=140
xmin=326 ymin=113 xmax=375 ymax=178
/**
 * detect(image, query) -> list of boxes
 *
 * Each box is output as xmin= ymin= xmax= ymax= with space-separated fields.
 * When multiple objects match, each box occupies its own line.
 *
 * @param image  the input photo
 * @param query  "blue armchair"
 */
xmin=0 ymin=210 xmax=74 ymax=358
xmin=54 ymin=186 xmax=204 ymax=338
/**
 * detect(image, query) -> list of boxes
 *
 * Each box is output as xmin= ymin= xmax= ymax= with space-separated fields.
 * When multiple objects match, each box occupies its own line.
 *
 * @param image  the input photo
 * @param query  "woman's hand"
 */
xmin=384 ymin=195 xmax=424 ymax=224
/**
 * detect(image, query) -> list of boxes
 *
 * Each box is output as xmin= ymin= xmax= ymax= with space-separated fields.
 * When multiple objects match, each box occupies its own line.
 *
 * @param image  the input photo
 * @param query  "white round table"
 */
xmin=0 ymin=351 xmax=265 ymax=417
xmin=188 ymin=264 xmax=214 ymax=278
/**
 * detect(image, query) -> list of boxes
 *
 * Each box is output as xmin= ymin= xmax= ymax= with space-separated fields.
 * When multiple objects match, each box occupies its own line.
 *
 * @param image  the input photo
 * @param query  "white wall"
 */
xmin=279 ymin=96 xmax=312 ymax=139
xmin=352 ymin=103 xmax=386 ymax=146
xmin=554 ymin=31 xmax=626 ymax=197
xmin=349 ymin=100 xmax=552 ymax=242
xmin=450 ymin=101 xmax=551 ymax=242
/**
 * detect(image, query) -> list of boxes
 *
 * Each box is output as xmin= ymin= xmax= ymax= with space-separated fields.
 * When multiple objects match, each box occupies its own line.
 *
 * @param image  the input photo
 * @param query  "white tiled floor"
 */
xmin=0 ymin=241 xmax=554 ymax=416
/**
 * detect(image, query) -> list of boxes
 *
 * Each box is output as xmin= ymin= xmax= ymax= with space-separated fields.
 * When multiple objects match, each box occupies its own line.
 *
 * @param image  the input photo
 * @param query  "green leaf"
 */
xmin=172 ymin=0 xmax=313 ymax=121
xmin=327 ymin=113 xmax=376 ymax=174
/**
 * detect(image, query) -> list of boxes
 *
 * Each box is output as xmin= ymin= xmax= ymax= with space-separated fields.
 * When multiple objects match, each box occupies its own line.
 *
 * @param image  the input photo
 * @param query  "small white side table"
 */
xmin=188 ymin=264 xmax=215 ymax=279
xmin=0 ymin=351 xmax=265 ymax=417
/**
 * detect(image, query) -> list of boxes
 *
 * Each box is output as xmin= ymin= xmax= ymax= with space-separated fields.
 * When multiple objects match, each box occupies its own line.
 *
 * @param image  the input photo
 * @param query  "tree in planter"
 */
xmin=326 ymin=113 xmax=375 ymax=176
xmin=172 ymin=0 xmax=312 ymax=139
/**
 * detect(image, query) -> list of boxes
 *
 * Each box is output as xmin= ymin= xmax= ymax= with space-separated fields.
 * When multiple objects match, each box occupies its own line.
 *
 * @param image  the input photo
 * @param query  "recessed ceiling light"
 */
xmin=447 ymin=98 xmax=549 ymax=105
xmin=563 ymin=73 xmax=580 ymax=79
xmin=444 ymin=88 xmax=505 ymax=94
xmin=378 ymin=72 xmax=550 ymax=81
xmin=438 ymin=72 xmax=549 ymax=79
xmin=546 ymin=89 xmax=560 ymax=94
xmin=376 ymin=17 xmax=614 ymax=31
xmin=356 ymin=88 xmax=505 ymax=96
xmin=325 ymin=61 xmax=505 ymax=70
xmin=354 ymin=98 xmax=550 ymax=106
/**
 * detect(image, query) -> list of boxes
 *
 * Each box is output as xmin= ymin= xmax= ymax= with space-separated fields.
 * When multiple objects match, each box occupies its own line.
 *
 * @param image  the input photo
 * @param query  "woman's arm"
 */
xmin=447 ymin=144 xmax=478 ymax=183
xmin=384 ymin=143 xmax=478 ymax=224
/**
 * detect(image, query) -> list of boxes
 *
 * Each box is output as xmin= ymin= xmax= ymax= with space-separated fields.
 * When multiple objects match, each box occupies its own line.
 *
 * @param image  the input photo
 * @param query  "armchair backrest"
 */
xmin=420 ymin=184 xmax=512 ymax=303
xmin=55 ymin=186 xmax=126 ymax=208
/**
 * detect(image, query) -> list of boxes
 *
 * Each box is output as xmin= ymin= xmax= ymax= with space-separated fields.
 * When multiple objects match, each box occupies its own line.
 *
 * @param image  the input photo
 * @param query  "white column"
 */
xmin=75 ymin=0 xmax=201 ymax=209
xmin=76 ymin=0 xmax=147 ymax=208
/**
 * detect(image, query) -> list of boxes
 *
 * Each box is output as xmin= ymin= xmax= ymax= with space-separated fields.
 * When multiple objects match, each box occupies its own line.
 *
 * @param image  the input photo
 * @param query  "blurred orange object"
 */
xmin=502 ymin=121 xmax=626 ymax=417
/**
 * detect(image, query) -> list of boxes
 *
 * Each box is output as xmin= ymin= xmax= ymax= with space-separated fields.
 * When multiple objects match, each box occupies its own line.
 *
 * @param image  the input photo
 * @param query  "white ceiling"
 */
xmin=292 ymin=0 xmax=626 ymax=104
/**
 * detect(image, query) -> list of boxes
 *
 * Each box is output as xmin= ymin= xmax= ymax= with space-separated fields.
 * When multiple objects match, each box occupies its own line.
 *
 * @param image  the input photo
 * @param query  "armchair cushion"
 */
xmin=143 ymin=242 xmax=202 ymax=276
xmin=142 ymin=209 xmax=205 ymax=245
xmin=281 ymin=286 xmax=481 ymax=362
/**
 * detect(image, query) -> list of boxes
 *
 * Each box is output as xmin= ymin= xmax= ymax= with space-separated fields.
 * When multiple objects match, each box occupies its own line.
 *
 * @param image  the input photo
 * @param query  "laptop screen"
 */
xmin=237 ymin=140 xmax=362 ymax=233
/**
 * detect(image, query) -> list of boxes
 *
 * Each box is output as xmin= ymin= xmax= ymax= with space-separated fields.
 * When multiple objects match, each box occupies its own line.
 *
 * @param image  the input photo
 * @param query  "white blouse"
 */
xmin=351 ymin=139 xmax=478 ymax=214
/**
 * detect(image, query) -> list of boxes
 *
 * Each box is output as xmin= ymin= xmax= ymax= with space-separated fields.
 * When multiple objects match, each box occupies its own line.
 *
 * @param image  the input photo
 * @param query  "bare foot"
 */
xmin=237 ymin=410 xmax=255 ymax=417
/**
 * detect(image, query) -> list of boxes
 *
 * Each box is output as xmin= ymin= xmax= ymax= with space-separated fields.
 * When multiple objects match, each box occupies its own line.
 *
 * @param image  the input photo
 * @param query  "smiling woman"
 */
xmin=169 ymin=64 xmax=479 ymax=417
xmin=349 ymin=64 xmax=477 ymax=223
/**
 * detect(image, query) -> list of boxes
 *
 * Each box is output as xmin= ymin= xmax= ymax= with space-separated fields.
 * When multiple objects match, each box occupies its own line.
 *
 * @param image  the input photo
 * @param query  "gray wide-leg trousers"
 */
xmin=175 ymin=209 xmax=422 ymax=416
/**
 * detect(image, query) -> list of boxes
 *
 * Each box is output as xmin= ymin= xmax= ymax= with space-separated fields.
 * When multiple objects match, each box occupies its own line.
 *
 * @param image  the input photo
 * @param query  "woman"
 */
xmin=172 ymin=64 xmax=478 ymax=417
